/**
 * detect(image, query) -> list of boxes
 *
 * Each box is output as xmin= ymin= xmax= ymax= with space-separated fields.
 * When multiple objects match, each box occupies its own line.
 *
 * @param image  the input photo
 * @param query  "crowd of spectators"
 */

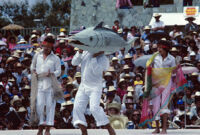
xmin=116 ymin=0 xmax=193 ymax=9
xmin=0 ymin=13 xmax=200 ymax=130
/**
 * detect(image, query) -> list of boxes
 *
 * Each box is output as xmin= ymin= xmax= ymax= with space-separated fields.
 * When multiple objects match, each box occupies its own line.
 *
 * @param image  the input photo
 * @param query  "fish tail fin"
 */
xmin=125 ymin=37 xmax=138 ymax=54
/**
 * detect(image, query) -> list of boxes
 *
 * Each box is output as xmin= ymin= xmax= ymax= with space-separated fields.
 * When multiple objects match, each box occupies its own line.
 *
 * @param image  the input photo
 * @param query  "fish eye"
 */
xmin=90 ymin=37 xmax=93 ymax=41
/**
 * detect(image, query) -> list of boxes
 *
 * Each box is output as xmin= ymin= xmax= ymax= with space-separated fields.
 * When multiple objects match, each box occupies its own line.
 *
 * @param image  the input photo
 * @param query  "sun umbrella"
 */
xmin=13 ymin=44 xmax=33 ymax=50
xmin=2 ymin=24 xmax=24 ymax=30
xmin=134 ymin=54 xmax=153 ymax=68
xmin=181 ymin=66 xmax=199 ymax=74
xmin=0 ymin=41 xmax=7 ymax=46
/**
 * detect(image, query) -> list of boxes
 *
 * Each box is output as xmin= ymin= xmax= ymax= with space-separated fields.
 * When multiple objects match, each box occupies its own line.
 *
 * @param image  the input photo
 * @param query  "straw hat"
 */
xmin=8 ymin=78 xmax=15 ymax=82
xmin=195 ymin=91 xmax=200 ymax=97
xmin=190 ymin=51 xmax=196 ymax=56
xmin=60 ymin=106 xmax=66 ymax=112
xmin=183 ymin=57 xmax=191 ymax=61
xmin=6 ymin=57 xmax=15 ymax=64
xmin=185 ymin=16 xmax=196 ymax=21
xmin=112 ymin=57 xmax=118 ymax=61
xmin=75 ymin=72 xmax=81 ymax=78
xmin=15 ymin=49 xmax=23 ymax=53
xmin=58 ymin=32 xmax=65 ymax=37
xmin=12 ymin=52 xmax=20 ymax=58
xmin=21 ymin=85 xmax=31 ymax=91
xmin=104 ymin=72 xmax=112 ymax=77
xmin=17 ymin=107 xmax=27 ymax=113
xmin=34 ymin=48 xmax=42 ymax=53
xmin=110 ymin=116 xmax=126 ymax=129
xmin=126 ymin=92 xmax=133 ymax=98
xmin=31 ymin=34 xmax=37 ymax=39
xmin=170 ymin=47 xmax=178 ymax=52
xmin=10 ymin=95 xmax=22 ymax=105
xmin=124 ymin=74 xmax=132 ymax=79
xmin=124 ymin=54 xmax=132 ymax=59
xmin=108 ymin=86 xmax=116 ymax=92
xmin=66 ymin=82 xmax=74 ymax=87
xmin=123 ymin=65 xmax=130 ymax=70
xmin=127 ymin=86 xmax=134 ymax=92
xmin=107 ymin=102 xmax=121 ymax=111
xmin=59 ymin=39 xmax=65 ymax=44
xmin=119 ymin=78 xmax=126 ymax=84
xmin=191 ymin=72 xmax=198 ymax=76
xmin=47 ymin=33 xmax=55 ymax=38
xmin=153 ymin=13 xmax=161 ymax=18
xmin=107 ymin=66 xmax=116 ymax=72
xmin=61 ymin=100 xmax=73 ymax=107
xmin=17 ymin=39 xmax=27 ymax=44
xmin=144 ymin=26 xmax=151 ymax=30
xmin=16 ymin=63 xmax=23 ymax=68
xmin=31 ymin=30 xmax=37 ymax=34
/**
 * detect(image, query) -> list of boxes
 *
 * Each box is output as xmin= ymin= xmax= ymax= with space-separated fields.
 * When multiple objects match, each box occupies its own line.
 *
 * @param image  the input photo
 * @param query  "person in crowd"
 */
xmin=30 ymin=36 xmax=61 ymax=135
xmin=185 ymin=17 xmax=199 ymax=35
xmin=170 ymin=47 xmax=182 ymax=65
xmin=112 ymin=20 xmax=121 ymax=33
xmin=141 ymin=26 xmax=151 ymax=42
xmin=40 ymin=27 xmax=51 ymax=42
xmin=72 ymin=49 xmax=116 ymax=135
xmin=183 ymin=0 xmax=193 ymax=6
xmin=116 ymin=0 xmax=133 ymax=9
xmin=152 ymin=13 xmax=165 ymax=33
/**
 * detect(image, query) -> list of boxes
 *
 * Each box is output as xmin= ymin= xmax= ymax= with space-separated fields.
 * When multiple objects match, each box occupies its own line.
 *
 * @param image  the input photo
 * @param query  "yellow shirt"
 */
xmin=134 ymin=80 xmax=143 ymax=85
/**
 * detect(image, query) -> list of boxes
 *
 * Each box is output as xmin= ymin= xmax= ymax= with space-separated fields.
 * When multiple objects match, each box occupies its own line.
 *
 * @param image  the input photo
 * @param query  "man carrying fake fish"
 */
xmin=139 ymin=39 xmax=187 ymax=134
xmin=68 ymin=22 xmax=137 ymax=135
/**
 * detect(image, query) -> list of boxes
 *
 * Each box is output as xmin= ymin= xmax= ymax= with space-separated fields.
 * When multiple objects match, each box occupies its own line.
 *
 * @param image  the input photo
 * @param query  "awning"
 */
xmin=149 ymin=13 xmax=200 ymax=26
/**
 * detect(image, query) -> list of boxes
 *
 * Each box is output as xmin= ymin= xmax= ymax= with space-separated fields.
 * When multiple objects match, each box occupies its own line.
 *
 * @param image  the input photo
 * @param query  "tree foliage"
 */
xmin=0 ymin=0 xmax=71 ymax=28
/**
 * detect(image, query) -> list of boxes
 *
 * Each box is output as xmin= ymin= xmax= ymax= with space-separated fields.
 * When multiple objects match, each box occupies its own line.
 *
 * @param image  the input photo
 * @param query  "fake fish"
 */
xmin=68 ymin=22 xmax=138 ymax=54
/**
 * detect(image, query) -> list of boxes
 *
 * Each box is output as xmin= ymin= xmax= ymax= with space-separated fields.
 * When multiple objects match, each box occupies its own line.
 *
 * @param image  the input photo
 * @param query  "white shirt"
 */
xmin=153 ymin=53 xmax=176 ymax=68
xmin=31 ymin=51 xmax=61 ymax=91
xmin=72 ymin=51 xmax=109 ymax=89
xmin=152 ymin=21 xmax=165 ymax=32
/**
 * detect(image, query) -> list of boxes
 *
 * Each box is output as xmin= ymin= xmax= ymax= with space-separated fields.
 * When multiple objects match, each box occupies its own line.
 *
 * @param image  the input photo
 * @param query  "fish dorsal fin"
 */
xmin=94 ymin=22 xmax=104 ymax=30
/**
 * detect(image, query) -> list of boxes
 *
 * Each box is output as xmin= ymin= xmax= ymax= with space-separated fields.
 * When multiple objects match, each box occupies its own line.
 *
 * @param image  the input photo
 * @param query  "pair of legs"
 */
xmin=152 ymin=113 xmax=168 ymax=134
xmin=73 ymin=86 xmax=116 ymax=135
xmin=151 ymin=88 xmax=170 ymax=134
xmin=37 ymin=125 xmax=52 ymax=135
xmin=78 ymin=123 xmax=115 ymax=135
xmin=37 ymin=89 xmax=56 ymax=135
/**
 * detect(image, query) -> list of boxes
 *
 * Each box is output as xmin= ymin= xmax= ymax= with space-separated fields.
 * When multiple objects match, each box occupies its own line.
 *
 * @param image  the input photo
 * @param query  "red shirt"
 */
xmin=117 ymin=88 xmax=127 ymax=101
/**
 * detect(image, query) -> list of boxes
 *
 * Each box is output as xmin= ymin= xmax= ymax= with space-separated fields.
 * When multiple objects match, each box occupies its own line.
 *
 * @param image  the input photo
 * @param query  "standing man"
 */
xmin=31 ymin=37 xmax=61 ymax=135
xmin=72 ymin=50 xmax=116 ymax=135
xmin=151 ymin=40 xmax=176 ymax=134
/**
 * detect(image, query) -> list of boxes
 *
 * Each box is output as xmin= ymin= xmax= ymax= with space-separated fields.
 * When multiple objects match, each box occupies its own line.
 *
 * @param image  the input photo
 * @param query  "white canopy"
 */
xmin=149 ymin=13 xmax=200 ymax=26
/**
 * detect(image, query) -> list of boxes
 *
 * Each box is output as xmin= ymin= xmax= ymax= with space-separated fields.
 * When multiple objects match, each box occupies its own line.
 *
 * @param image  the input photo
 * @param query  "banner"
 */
xmin=183 ymin=6 xmax=199 ymax=17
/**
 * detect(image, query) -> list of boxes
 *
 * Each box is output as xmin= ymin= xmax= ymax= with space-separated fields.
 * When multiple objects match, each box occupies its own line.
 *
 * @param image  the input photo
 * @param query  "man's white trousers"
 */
xmin=36 ymin=88 xmax=56 ymax=126
xmin=73 ymin=86 xmax=109 ymax=127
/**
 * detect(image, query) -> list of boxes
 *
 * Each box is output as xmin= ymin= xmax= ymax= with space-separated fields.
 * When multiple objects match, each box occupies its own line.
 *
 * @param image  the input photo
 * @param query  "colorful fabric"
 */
xmin=139 ymin=53 xmax=187 ymax=127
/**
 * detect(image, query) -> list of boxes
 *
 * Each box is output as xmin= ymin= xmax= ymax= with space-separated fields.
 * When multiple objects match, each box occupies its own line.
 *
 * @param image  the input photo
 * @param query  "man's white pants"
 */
xmin=73 ymin=86 xmax=109 ymax=127
xmin=36 ymin=88 xmax=56 ymax=126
